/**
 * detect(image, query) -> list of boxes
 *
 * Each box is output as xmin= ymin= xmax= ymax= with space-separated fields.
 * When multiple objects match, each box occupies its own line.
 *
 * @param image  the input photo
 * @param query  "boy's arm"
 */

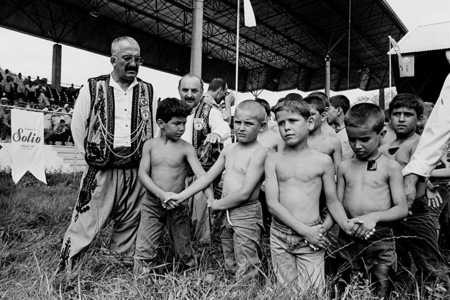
xmin=353 ymin=160 xmax=408 ymax=239
xmin=137 ymin=141 xmax=171 ymax=201
xmin=331 ymin=137 xmax=342 ymax=173
xmin=210 ymin=148 xmax=267 ymax=210
xmin=169 ymin=146 xmax=227 ymax=204
xmin=185 ymin=144 xmax=215 ymax=202
xmin=264 ymin=155 xmax=328 ymax=249
xmin=324 ymin=160 xmax=358 ymax=235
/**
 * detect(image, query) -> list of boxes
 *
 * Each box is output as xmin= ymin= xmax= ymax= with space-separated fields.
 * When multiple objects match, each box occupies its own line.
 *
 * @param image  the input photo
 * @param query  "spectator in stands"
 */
xmin=43 ymin=108 xmax=54 ymax=144
xmin=2 ymin=74 xmax=15 ymax=100
xmin=46 ymin=119 xmax=69 ymax=145
xmin=15 ymin=73 xmax=26 ymax=100
xmin=0 ymin=96 xmax=8 ymax=142
xmin=67 ymin=84 xmax=76 ymax=102
xmin=37 ymin=89 xmax=50 ymax=106
xmin=0 ymin=107 xmax=11 ymax=142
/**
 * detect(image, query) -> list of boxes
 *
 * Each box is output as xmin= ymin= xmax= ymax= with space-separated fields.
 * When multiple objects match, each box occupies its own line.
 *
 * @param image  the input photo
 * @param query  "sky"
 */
xmin=1 ymin=0 xmax=450 ymax=105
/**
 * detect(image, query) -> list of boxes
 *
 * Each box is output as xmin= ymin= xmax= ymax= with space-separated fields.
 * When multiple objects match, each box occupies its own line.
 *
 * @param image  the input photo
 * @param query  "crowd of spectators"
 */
xmin=0 ymin=67 xmax=79 ymax=145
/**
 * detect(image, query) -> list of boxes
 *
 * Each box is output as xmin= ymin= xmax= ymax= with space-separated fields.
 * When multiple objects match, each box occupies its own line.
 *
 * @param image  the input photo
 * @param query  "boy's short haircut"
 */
xmin=388 ymin=93 xmax=424 ymax=117
xmin=255 ymin=98 xmax=271 ymax=117
xmin=303 ymin=95 xmax=326 ymax=114
xmin=236 ymin=100 xmax=266 ymax=123
xmin=273 ymin=99 xmax=311 ymax=120
xmin=308 ymin=91 xmax=330 ymax=108
xmin=329 ymin=95 xmax=351 ymax=114
xmin=284 ymin=93 xmax=303 ymax=101
xmin=208 ymin=78 xmax=227 ymax=92
xmin=344 ymin=103 xmax=384 ymax=133
xmin=156 ymin=97 xmax=190 ymax=123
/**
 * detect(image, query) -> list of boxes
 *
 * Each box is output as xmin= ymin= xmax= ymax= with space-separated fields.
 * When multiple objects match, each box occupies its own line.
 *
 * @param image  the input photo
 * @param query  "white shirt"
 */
xmin=72 ymin=74 xmax=157 ymax=154
xmin=403 ymin=74 xmax=450 ymax=177
xmin=181 ymin=102 xmax=231 ymax=144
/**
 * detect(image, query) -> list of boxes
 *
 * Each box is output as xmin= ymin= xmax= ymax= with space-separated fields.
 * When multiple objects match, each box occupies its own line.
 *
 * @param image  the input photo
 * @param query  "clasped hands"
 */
xmin=344 ymin=214 xmax=377 ymax=240
xmin=160 ymin=192 xmax=214 ymax=211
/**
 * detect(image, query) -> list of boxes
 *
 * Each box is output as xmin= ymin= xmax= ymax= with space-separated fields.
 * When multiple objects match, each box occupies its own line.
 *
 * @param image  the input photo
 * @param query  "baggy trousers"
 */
xmin=58 ymin=165 xmax=145 ymax=272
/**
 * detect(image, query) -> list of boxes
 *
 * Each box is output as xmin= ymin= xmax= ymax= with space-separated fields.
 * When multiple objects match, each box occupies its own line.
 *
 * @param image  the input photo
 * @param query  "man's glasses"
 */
xmin=115 ymin=55 xmax=144 ymax=65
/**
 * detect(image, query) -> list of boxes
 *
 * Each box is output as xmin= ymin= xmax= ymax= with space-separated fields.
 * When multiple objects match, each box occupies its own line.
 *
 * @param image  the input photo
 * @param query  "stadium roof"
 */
xmin=388 ymin=21 xmax=450 ymax=55
xmin=1 ymin=0 xmax=407 ymax=93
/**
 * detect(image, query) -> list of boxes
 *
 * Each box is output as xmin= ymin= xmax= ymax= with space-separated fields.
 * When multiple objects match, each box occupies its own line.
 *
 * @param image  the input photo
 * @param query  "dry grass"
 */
xmin=0 ymin=172 xmax=448 ymax=299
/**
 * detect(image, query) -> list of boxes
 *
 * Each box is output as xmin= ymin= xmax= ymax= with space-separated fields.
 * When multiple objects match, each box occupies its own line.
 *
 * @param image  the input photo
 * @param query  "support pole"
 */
xmin=190 ymin=0 xmax=204 ymax=77
xmin=325 ymin=55 xmax=331 ymax=97
xmin=235 ymin=0 xmax=241 ymax=99
xmin=51 ymin=44 xmax=62 ymax=90
xmin=379 ymin=88 xmax=385 ymax=110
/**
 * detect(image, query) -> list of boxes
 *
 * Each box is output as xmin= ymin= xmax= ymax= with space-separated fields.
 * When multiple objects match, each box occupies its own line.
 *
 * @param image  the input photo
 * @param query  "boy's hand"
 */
xmin=350 ymin=214 xmax=378 ymax=240
xmin=427 ymin=187 xmax=443 ymax=208
xmin=304 ymin=225 xmax=329 ymax=250
xmin=342 ymin=219 xmax=363 ymax=236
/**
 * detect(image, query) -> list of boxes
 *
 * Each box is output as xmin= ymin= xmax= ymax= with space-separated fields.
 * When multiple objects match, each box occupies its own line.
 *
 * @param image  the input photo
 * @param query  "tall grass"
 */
xmin=0 ymin=172 xmax=447 ymax=299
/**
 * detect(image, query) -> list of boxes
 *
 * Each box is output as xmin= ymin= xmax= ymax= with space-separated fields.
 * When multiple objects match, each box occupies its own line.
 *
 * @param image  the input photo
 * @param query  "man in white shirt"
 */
xmin=57 ymin=36 xmax=156 ymax=275
xmin=403 ymin=72 xmax=450 ymax=204
xmin=178 ymin=74 xmax=231 ymax=245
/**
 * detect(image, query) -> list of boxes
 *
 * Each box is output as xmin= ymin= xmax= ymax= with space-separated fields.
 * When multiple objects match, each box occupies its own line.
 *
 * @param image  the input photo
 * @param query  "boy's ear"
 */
xmin=379 ymin=129 xmax=386 ymax=142
xmin=306 ymin=116 xmax=315 ymax=131
xmin=110 ymin=57 xmax=116 ymax=66
xmin=156 ymin=119 xmax=164 ymax=128
xmin=320 ymin=112 xmax=327 ymax=122
xmin=259 ymin=120 xmax=267 ymax=133
xmin=337 ymin=107 xmax=343 ymax=116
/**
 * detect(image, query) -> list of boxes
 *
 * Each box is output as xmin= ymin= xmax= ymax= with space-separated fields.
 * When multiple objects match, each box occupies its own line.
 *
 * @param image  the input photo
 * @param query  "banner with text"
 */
xmin=11 ymin=109 xmax=47 ymax=184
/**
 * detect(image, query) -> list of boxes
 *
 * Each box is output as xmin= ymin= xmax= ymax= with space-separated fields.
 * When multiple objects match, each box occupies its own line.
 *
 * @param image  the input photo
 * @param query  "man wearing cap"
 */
xmin=57 ymin=36 xmax=157 ymax=275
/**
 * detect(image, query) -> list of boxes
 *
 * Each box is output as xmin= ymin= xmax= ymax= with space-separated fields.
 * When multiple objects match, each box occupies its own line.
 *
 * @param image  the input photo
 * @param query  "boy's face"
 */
xmin=326 ymin=105 xmax=339 ymax=124
xmin=234 ymin=108 xmax=264 ymax=143
xmin=276 ymin=110 xmax=313 ymax=147
xmin=390 ymin=107 xmax=419 ymax=137
xmin=346 ymin=126 xmax=384 ymax=160
xmin=308 ymin=104 xmax=323 ymax=132
xmin=159 ymin=116 xmax=187 ymax=140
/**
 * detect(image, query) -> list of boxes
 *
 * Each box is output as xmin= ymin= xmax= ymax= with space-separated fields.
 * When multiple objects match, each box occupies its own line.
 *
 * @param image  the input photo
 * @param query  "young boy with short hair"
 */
xmin=133 ymin=98 xmax=214 ymax=276
xmin=338 ymin=102 xmax=408 ymax=298
xmin=264 ymin=99 xmax=354 ymax=292
xmin=166 ymin=100 xmax=268 ymax=281
xmin=303 ymin=95 xmax=342 ymax=170
xmin=328 ymin=95 xmax=353 ymax=160
xmin=379 ymin=94 xmax=450 ymax=288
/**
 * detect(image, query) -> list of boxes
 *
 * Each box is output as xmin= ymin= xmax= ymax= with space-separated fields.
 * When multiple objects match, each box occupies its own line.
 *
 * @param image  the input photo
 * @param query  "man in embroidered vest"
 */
xmin=56 ymin=36 xmax=156 ymax=275
xmin=178 ymin=74 xmax=231 ymax=245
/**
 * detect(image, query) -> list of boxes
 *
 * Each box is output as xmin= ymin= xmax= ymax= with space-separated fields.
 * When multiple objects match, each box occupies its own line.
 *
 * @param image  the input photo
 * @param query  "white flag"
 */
xmin=11 ymin=109 xmax=46 ymax=184
xmin=243 ymin=0 xmax=256 ymax=27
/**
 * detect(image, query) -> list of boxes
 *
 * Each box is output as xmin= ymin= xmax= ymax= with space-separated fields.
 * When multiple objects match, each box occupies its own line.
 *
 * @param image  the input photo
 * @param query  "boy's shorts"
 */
xmin=338 ymin=224 xmax=396 ymax=273
xmin=270 ymin=217 xmax=325 ymax=291
xmin=134 ymin=192 xmax=196 ymax=271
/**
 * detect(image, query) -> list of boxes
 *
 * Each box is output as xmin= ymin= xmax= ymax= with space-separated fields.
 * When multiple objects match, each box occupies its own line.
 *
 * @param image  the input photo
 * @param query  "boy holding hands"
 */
xmin=264 ymin=100 xmax=353 ymax=292
xmin=134 ymin=98 xmax=214 ymax=276
xmin=379 ymin=94 xmax=450 ymax=288
xmin=338 ymin=103 xmax=408 ymax=297
xmin=166 ymin=100 xmax=268 ymax=281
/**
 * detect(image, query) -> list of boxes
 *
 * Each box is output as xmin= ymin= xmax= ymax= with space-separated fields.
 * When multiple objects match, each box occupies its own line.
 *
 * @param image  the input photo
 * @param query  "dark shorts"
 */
xmin=338 ymin=224 xmax=397 ymax=272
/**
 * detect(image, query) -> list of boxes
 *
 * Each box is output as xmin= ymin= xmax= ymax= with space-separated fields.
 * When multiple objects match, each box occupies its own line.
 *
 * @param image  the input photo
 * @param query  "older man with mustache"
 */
xmin=56 ymin=36 xmax=157 ymax=275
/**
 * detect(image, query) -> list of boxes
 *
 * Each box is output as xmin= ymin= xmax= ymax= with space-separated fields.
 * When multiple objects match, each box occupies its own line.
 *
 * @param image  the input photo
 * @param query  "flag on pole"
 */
xmin=388 ymin=36 xmax=414 ymax=77
xmin=243 ymin=0 xmax=256 ymax=27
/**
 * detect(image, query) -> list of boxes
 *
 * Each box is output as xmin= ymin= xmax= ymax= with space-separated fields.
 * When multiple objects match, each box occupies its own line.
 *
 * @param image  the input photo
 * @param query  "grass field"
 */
xmin=0 ymin=172 xmax=448 ymax=299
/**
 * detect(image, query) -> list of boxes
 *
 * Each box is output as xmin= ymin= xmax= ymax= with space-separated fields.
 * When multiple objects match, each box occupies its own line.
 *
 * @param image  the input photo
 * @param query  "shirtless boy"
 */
xmin=255 ymin=98 xmax=284 ymax=154
xmin=264 ymin=99 xmax=352 ymax=292
xmin=338 ymin=103 xmax=407 ymax=298
xmin=134 ymin=98 xmax=214 ymax=276
xmin=379 ymin=94 xmax=450 ymax=288
xmin=303 ymin=95 xmax=342 ymax=171
xmin=166 ymin=100 xmax=268 ymax=281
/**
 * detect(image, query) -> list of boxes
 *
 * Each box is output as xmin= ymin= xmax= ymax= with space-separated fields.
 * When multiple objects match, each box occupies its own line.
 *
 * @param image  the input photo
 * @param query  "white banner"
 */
xmin=11 ymin=109 xmax=46 ymax=184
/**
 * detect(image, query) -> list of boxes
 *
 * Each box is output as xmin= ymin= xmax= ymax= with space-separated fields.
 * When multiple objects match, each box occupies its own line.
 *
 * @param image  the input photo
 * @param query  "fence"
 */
xmin=0 ymin=105 xmax=86 ymax=176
